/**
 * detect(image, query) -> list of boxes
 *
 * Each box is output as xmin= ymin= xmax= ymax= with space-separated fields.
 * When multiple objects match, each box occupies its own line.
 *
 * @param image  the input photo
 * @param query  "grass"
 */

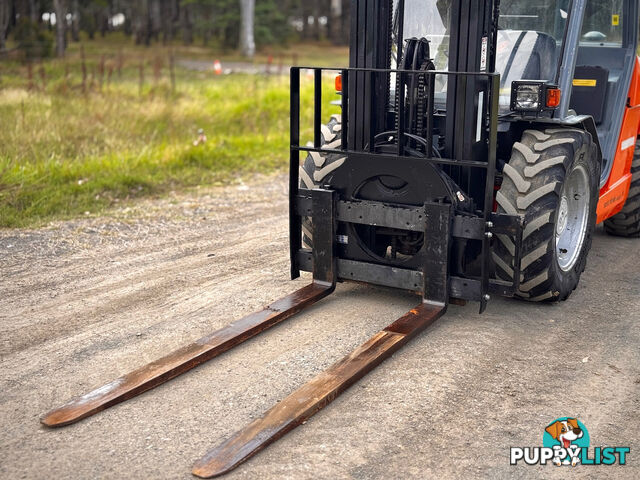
xmin=0 ymin=37 xmax=347 ymax=228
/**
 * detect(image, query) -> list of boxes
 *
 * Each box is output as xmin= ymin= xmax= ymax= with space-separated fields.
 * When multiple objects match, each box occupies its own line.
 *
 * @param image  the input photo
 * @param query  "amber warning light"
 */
xmin=546 ymin=88 xmax=561 ymax=108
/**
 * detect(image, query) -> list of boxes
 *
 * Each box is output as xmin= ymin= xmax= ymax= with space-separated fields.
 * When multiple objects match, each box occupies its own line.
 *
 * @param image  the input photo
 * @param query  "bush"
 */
xmin=14 ymin=18 xmax=53 ymax=60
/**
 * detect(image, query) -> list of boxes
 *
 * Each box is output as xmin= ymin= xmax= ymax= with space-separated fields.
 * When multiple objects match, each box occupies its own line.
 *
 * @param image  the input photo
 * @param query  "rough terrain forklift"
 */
xmin=42 ymin=0 xmax=640 ymax=477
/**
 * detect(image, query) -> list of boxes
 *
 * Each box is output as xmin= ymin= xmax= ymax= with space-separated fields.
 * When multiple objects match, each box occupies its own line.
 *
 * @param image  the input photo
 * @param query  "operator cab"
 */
xmin=573 ymin=0 xmax=635 ymax=184
xmin=494 ymin=2 xmax=568 ymax=112
xmin=391 ymin=0 xmax=636 ymax=185
xmin=391 ymin=0 xmax=569 ymax=112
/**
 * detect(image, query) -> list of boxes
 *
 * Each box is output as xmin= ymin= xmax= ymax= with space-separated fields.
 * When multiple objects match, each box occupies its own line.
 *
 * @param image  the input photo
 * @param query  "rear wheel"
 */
xmin=603 ymin=138 xmax=640 ymax=237
xmin=493 ymin=128 xmax=600 ymax=302
xmin=299 ymin=114 xmax=345 ymax=248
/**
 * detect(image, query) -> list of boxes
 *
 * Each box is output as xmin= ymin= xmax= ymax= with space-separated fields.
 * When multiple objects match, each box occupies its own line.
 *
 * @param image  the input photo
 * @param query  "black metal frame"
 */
xmin=287 ymin=0 xmax=528 ymax=312
xmin=289 ymin=66 xmax=524 ymax=311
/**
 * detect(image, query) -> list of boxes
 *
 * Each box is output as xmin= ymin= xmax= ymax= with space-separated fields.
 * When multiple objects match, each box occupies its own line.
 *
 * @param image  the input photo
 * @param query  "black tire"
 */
xmin=603 ymin=138 xmax=640 ymax=237
xmin=493 ymin=128 xmax=600 ymax=302
xmin=300 ymin=114 xmax=345 ymax=247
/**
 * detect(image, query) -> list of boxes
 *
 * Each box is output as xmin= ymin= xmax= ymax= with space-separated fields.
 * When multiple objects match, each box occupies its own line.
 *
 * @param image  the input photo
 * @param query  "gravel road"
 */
xmin=1 ymin=174 xmax=638 ymax=479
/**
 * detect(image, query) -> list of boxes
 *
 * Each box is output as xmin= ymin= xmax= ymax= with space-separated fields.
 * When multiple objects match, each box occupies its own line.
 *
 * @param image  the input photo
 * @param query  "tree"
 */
xmin=132 ymin=0 xmax=152 ymax=45
xmin=71 ymin=0 xmax=80 ymax=41
xmin=339 ymin=0 xmax=350 ymax=44
xmin=53 ymin=0 xmax=66 ymax=57
xmin=180 ymin=1 xmax=193 ymax=45
xmin=160 ymin=0 xmax=179 ymax=44
xmin=149 ymin=0 xmax=162 ymax=42
xmin=29 ymin=0 xmax=39 ymax=23
xmin=239 ymin=0 xmax=254 ymax=58
xmin=0 ymin=0 xmax=347 ymax=55
xmin=300 ymin=1 xmax=312 ymax=40
xmin=311 ymin=2 xmax=321 ymax=41
xmin=328 ymin=0 xmax=349 ymax=45
xmin=0 ymin=0 xmax=10 ymax=51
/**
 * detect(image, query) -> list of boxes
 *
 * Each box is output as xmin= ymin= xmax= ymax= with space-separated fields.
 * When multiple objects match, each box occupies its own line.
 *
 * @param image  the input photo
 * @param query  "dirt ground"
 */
xmin=1 ymin=174 xmax=639 ymax=480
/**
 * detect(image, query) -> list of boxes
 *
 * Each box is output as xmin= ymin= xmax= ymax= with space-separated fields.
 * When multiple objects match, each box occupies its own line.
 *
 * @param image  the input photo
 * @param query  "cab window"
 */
xmin=581 ymin=0 xmax=624 ymax=45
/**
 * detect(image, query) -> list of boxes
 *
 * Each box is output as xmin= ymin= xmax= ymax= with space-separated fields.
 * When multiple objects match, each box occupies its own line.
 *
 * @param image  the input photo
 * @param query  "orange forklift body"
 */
xmin=597 ymin=56 xmax=640 ymax=223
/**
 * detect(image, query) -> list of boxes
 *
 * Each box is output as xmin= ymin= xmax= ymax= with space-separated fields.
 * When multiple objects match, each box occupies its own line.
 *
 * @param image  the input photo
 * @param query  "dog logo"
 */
xmin=544 ymin=418 xmax=587 ymax=466
xmin=511 ymin=417 xmax=629 ymax=467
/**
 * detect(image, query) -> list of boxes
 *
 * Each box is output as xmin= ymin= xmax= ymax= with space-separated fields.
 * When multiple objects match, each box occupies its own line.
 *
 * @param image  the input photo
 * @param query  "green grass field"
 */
xmin=0 ymin=38 xmax=347 ymax=228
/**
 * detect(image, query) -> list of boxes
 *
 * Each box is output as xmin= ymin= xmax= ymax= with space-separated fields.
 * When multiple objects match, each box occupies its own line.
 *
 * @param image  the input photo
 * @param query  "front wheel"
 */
xmin=493 ymin=128 xmax=600 ymax=302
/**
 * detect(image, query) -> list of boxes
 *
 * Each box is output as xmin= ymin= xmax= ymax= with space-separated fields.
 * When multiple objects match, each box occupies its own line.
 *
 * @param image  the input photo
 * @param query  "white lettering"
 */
xmin=510 ymin=447 xmax=524 ymax=465
xmin=540 ymin=447 xmax=554 ymax=464
xmin=524 ymin=447 xmax=539 ymax=465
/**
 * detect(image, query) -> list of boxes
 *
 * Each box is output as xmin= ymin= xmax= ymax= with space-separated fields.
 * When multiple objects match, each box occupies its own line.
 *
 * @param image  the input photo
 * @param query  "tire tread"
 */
xmin=494 ymin=128 xmax=597 ymax=302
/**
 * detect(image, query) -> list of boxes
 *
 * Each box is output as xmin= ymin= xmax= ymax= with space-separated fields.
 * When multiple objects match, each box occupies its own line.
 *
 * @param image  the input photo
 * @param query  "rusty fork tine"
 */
xmin=41 ymin=283 xmax=333 ymax=428
xmin=192 ymin=303 xmax=446 ymax=478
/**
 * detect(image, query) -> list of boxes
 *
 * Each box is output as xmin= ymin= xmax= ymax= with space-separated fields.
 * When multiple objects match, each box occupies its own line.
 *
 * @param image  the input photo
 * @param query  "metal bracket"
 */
xmin=488 ymin=212 xmax=525 ymax=295
xmin=422 ymin=202 xmax=452 ymax=306
xmin=452 ymin=215 xmax=485 ymax=240
xmin=311 ymin=189 xmax=338 ymax=287
xmin=337 ymin=200 xmax=427 ymax=232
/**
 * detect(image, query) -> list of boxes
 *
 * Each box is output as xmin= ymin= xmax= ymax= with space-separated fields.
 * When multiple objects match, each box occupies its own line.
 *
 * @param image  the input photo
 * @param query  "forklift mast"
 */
xmin=347 ymin=0 xmax=393 ymax=150
xmin=445 ymin=0 xmax=497 ymax=163
xmin=348 ymin=0 xmax=499 ymax=163
xmin=288 ymin=0 xmax=523 ymax=312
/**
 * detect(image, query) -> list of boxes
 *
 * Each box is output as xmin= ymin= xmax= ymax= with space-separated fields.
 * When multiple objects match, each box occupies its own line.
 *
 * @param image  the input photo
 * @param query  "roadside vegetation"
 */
xmin=0 ymin=38 xmax=346 ymax=228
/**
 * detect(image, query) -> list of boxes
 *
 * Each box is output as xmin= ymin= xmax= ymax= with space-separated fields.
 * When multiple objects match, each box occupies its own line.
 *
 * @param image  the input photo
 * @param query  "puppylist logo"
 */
xmin=510 ymin=417 xmax=630 ymax=467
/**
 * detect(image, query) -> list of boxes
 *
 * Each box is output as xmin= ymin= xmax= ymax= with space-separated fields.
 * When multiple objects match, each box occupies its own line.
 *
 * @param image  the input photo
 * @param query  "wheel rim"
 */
xmin=556 ymin=164 xmax=590 ymax=272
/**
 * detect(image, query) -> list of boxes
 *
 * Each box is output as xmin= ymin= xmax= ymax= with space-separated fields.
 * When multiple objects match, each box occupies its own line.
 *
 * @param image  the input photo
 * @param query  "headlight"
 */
xmin=515 ymin=84 xmax=541 ymax=110
xmin=511 ymin=81 xmax=544 ymax=112
xmin=510 ymin=81 xmax=560 ymax=114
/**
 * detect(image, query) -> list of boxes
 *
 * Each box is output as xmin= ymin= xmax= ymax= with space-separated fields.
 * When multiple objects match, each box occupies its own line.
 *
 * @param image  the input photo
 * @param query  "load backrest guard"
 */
xmin=290 ymin=0 xmax=526 ymax=312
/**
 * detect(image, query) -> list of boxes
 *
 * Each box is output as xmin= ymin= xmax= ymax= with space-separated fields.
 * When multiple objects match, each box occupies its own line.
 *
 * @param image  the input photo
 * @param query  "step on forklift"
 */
xmin=42 ymin=0 xmax=640 ymax=477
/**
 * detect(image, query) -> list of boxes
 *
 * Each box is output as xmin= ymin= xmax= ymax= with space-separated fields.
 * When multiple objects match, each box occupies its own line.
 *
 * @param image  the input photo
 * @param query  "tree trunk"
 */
xmin=132 ymin=0 xmax=151 ymax=46
xmin=0 ymin=0 xmax=11 ymax=51
xmin=71 ymin=0 xmax=79 ymax=42
xmin=53 ymin=0 xmax=66 ymax=57
xmin=239 ymin=0 xmax=255 ymax=58
xmin=29 ymin=0 xmax=39 ymax=23
xmin=161 ymin=0 xmax=178 ymax=44
xmin=328 ymin=0 xmax=342 ymax=44
xmin=143 ymin=0 xmax=152 ymax=46
xmin=301 ymin=3 xmax=313 ymax=40
xmin=15 ymin=0 xmax=29 ymax=19
xmin=150 ymin=0 xmax=161 ymax=43
xmin=311 ymin=4 xmax=321 ymax=41
xmin=99 ymin=4 xmax=109 ymax=37
xmin=200 ymin=4 xmax=212 ymax=47
xmin=180 ymin=3 xmax=192 ymax=45
xmin=83 ymin=4 xmax=95 ymax=39
xmin=340 ymin=0 xmax=350 ymax=45
xmin=123 ymin=2 xmax=132 ymax=36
